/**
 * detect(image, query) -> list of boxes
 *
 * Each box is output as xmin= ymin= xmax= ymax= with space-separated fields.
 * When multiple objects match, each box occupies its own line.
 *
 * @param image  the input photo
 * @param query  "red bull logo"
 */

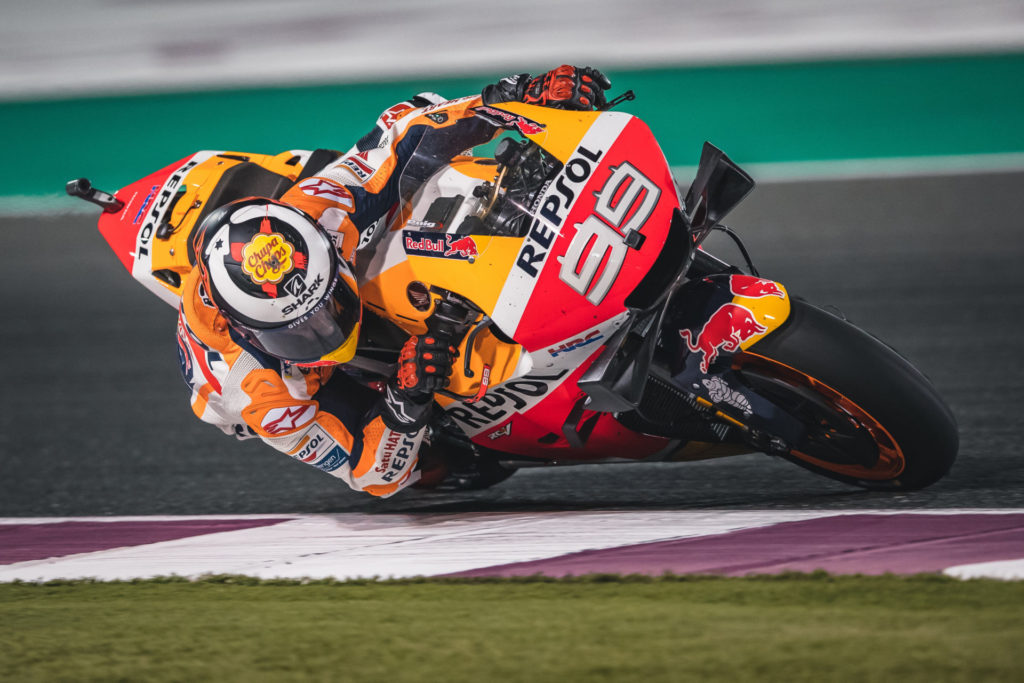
xmin=513 ymin=117 xmax=545 ymax=135
xmin=444 ymin=235 xmax=479 ymax=259
xmin=402 ymin=231 xmax=479 ymax=261
xmin=471 ymin=105 xmax=547 ymax=136
xmin=729 ymin=274 xmax=786 ymax=299
xmin=680 ymin=303 xmax=768 ymax=373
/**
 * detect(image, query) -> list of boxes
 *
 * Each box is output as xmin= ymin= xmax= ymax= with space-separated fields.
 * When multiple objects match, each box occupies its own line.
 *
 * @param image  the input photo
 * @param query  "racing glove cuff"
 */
xmin=481 ymin=73 xmax=531 ymax=105
xmin=379 ymin=382 xmax=434 ymax=433
xmin=378 ymin=334 xmax=458 ymax=432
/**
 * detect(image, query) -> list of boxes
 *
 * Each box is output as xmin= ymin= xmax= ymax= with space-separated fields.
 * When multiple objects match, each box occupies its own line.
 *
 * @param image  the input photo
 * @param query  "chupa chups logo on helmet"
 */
xmin=241 ymin=232 xmax=294 ymax=284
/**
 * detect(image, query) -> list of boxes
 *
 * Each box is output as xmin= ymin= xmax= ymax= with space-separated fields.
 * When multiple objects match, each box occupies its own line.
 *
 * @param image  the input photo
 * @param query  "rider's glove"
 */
xmin=396 ymin=334 xmax=457 ymax=396
xmin=523 ymin=65 xmax=611 ymax=110
xmin=379 ymin=335 xmax=458 ymax=432
xmin=482 ymin=66 xmax=611 ymax=111
xmin=481 ymin=73 xmax=532 ymax=106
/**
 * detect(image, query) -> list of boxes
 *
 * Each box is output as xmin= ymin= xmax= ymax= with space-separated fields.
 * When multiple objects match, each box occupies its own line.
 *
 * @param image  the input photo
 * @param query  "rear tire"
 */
xmin=740 ymin=298 xmax=958 ymax=490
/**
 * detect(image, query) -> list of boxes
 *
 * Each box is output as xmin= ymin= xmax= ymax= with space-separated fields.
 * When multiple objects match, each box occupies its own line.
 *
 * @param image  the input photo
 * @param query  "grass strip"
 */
xmin=2 ymin=573 xmax=1022 ymax=682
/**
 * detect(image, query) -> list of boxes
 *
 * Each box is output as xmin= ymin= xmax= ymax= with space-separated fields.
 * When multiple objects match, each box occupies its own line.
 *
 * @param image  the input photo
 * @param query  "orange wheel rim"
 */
xmin=736 ymin=352 xmax=905 ymax=480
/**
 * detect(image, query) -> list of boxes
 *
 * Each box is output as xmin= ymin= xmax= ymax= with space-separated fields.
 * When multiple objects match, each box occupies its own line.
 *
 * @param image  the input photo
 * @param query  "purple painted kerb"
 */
xmin=0 ymin=519 xmax=292 ymax=565
xmin=451 ymin=514 xmax=1024 ymax=577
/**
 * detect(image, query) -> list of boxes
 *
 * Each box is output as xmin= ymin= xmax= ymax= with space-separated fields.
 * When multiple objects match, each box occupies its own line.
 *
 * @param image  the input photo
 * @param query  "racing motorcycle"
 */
xmin=67 ymin=97 xmax=958 ymax=492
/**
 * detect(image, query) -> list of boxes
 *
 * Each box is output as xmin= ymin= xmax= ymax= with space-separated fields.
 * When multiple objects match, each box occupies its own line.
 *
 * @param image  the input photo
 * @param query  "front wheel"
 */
xmin=737 ymin=299 xmax=958 ymax=490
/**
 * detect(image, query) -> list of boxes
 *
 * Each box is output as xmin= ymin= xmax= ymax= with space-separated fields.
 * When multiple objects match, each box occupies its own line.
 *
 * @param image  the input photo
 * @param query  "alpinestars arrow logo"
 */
xmin=298 ymin=178 xmax=354 ymax=208
xmin=262 ymin=404 xmax=316 ymax=435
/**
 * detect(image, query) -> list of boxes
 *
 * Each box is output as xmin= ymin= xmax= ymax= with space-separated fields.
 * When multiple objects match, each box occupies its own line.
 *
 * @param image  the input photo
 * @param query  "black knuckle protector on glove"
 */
xmin=396 ymin=335 xmax=456 ymax=396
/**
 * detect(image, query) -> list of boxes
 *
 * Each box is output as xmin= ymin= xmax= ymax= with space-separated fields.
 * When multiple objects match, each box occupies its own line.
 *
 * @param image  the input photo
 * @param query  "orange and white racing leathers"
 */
xmin=176 ymin=90 xmax=501 ymax=497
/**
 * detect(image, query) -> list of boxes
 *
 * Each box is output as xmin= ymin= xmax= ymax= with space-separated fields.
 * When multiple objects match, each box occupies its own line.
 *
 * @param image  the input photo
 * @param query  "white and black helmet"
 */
xmin=193 ymin=197 xmax=361 ymax=366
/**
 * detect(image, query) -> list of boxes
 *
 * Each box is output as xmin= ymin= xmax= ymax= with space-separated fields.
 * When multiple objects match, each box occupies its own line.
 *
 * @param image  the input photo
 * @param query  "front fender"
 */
xmin=663 ymin=274 xmax=791 ymax=375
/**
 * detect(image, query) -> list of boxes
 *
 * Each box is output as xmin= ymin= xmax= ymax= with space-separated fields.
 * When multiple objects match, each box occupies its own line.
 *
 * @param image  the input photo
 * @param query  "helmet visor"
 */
xmin=239 ymin=271 xmax=362 ymax=364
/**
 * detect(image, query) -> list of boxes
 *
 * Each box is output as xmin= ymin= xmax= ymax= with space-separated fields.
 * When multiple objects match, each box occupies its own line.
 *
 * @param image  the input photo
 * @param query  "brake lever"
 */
xmin=599 ymin=90 xmax=636 ymax=112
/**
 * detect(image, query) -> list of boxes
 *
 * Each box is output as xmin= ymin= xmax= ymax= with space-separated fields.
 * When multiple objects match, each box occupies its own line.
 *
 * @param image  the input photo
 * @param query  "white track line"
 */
xmin=945 ymin=558 xmax=1024 ymax=581
xmin=2 ymin=509 xmax=1021 ymax=582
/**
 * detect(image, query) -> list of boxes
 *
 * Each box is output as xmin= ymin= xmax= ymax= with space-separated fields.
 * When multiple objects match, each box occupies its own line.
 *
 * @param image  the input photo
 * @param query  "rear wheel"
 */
xmin=737 ymin=299 xmax=958 ymax=490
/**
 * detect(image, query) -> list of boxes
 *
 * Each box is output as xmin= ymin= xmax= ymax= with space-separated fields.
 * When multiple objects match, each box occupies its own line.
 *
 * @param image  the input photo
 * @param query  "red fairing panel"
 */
xmin=456 ymin=118 xmax=680 ymax=455
xmin=513 ymin=117 xmax=680 ymax=351
xmin=97 ymin=155 xmax=195 ymax=273
xmin=472 ymin=363 xmax=671 ymax=460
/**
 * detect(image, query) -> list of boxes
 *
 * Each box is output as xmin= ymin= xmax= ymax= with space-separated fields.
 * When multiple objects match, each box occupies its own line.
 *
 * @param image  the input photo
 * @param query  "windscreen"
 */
xmin=393 ymin=112 xmax=563 ymax=240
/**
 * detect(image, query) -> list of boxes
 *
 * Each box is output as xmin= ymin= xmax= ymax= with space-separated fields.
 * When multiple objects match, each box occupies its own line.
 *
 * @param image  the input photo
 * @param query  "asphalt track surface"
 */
xmin=2 ymin=171 xmax=1023 ymax=517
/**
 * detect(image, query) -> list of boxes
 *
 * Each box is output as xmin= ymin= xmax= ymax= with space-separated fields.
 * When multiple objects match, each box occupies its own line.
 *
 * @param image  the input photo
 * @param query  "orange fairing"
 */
xmin=444 ymin=327 xmax=522 ymax=401
xmin=361 ymin=277 xmax=523 ymax=401
xmin=482 ymin=102 xmax=601 ymax=163
xmin=145 ymin=151 xmax=305 ymax=299
xmin=359 ymin=261 xmax=427 ymax=333
xmin=358 ymin=224 xmax=527 ymax=331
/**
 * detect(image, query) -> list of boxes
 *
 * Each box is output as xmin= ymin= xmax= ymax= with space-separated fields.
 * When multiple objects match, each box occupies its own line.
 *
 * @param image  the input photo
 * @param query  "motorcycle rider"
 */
xmin=180 ymin=66 xmax=612 ymax=497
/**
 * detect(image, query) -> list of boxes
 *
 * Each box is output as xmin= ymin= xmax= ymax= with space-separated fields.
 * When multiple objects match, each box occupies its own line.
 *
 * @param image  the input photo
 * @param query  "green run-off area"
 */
xmin=3 ymin=52 xmax=1023 ymax=199
xmin=2 ymin=575 xmax=1022 ymax=681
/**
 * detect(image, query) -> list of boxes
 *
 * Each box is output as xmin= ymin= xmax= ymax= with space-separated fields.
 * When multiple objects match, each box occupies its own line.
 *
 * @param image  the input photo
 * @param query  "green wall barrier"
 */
xmin=3 ymin=52 xmax=1023 ymax=198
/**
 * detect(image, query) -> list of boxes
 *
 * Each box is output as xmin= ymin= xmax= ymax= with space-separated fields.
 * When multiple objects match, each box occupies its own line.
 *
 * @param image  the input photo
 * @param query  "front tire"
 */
xmin=738 ymin=299 xmax=958 ymax=490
